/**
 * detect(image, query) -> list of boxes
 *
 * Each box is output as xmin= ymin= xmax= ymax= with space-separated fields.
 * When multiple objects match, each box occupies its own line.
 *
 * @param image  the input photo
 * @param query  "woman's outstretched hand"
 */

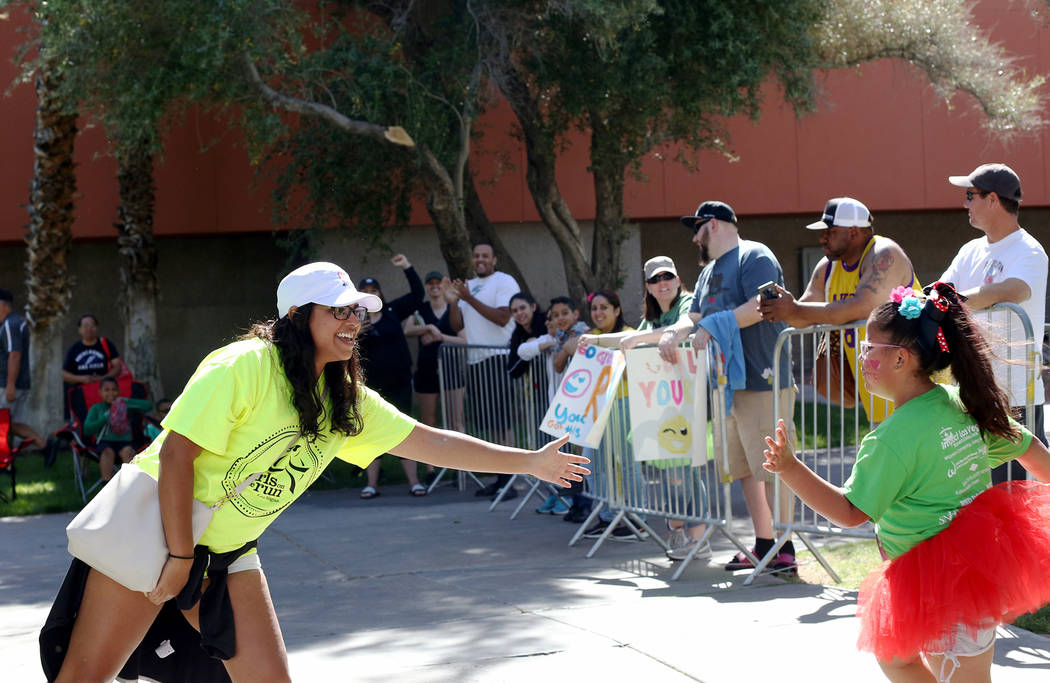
xmin=531 ymin=435 xmax=590 ymax=487
xmin=761 ymin=418 xmax=797 ymax=475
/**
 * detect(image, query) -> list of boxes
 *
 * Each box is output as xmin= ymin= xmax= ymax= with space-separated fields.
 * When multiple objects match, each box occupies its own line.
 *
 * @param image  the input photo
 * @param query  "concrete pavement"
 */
xmin=2 ymin=480 xmax=1049 ymax=682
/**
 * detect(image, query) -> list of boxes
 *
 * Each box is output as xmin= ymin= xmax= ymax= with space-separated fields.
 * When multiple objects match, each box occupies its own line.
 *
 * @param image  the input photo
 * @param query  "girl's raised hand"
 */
xmin=762 ymin=418 xmax=798 ymax=474
xmin=530 ymin=435 xmax=590 ymax=487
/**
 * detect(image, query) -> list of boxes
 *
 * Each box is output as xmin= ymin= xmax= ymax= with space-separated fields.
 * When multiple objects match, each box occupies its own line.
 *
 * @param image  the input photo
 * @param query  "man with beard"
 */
xmin=448 ymin=242 xmax=520 ymax=499
xmin=656 ymin=201 xmax=799 ymax=574
xmin=758 ymin=197 xmax=919 ymax=423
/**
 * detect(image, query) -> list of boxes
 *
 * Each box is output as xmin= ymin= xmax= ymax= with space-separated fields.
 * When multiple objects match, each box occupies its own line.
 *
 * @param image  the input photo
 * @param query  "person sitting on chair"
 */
xmin=84 ymin=377 xmax=152 ymax=482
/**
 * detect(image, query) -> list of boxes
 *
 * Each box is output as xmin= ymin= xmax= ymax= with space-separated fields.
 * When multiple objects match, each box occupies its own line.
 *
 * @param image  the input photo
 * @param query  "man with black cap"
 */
xmin=758 ymin=196 xmax=919 ymax=423
xmin=941 ymin=163 xmax=1048 ymax=479
xmin=657 ymin=201 xmax=799 ymax=574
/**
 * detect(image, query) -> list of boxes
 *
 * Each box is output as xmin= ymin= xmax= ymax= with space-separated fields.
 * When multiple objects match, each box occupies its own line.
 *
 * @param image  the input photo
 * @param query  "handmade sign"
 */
xmin=624 ymin=346 xmax=708 ymax=465
xmin=540 ymin=343 xmax=627 ymax=447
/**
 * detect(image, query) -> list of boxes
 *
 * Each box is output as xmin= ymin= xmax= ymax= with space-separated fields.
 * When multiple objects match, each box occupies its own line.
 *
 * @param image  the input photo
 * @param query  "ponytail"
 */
xmin=870 ymin=282 xmax=1018 ymax=442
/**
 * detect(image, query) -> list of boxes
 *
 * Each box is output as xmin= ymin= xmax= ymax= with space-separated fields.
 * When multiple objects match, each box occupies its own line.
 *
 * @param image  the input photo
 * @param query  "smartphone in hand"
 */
xmin=758 ymin=281 xmax=780 ymax=300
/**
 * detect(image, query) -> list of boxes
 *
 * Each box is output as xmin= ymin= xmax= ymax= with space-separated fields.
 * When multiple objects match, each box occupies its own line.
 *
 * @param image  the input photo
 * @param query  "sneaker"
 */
xmin=770 ymin=552 xmax=798 ymax=578
xmin=609 ymin=523 xmax=646 ymax=541
xmin=666 ymin=531 xmax=712 ymax=562
xmin=535 ymin=494 xmax=558 ymax=514
xmin=549 ymin=498 xmax=569 ymax=515
xmin=582 ymin=521 xmax=609 ymax=538
xmin=562 ymin=505 xmax=590 ymax=523
xmin=494 ymin=486 xmax=518 ymax=502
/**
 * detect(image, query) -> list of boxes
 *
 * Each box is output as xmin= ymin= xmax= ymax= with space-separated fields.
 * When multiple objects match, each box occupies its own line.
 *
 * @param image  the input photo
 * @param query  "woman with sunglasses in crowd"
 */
xmin=762 ymin=283 xmax=1050 ymax=683
xmin=43 ymin=262 xmax=588 ymax=683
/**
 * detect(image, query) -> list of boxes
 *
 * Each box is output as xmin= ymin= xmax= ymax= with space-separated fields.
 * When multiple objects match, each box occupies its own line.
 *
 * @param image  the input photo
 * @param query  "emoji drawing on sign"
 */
xmin=657 ymin=415 xmax=691 ymax=454
xmin=562 ymin=369 xmax=592 ymax=398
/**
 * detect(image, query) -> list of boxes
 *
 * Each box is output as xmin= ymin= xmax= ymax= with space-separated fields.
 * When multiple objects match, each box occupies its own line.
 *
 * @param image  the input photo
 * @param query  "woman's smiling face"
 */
xmin=590 ymin=295 xmax=619 ymax=333
xmin=308 ymin=304 xmax=362 ymax=372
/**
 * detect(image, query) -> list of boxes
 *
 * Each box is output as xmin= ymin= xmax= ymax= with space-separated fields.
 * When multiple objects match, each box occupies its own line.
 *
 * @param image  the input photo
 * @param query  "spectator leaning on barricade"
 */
xmin=658 ymin=202 xmax=797 ymax=572
xmin=0 ymin=288 xmax=48 ymax=451
xmin=448 ymin=241 xmax=521 ymax=500
xmin=355 ymin=254 xmax=427 ymax=499
xmin=941 ymin=163 xmax=1049 ymax=482
xmin=61 ymin=314 xmax=127 ymax=418
xmin=572 ymin=290 xmax=634 ymax=533
xmin=758 ymin=197 xmax=921 ymax=424
xmin=404 ymin=269 xmax=467 ymax=487
xmin=618 ymin=256 xmax=702 ymax=548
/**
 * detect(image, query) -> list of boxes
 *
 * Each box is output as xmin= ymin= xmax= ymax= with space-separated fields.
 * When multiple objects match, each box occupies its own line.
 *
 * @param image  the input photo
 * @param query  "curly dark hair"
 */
xmin=246 ymin=303 xmax=364 ymax=440
xmin=869 ymin=283 xmax=1017 ymax=442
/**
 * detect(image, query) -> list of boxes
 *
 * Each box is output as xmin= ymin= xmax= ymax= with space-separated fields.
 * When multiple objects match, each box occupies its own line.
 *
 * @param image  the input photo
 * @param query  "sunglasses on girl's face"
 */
xmin=328 ymin=305 xmax=369 ymax=321
xmin=646 ymin=272 xmax=676 ymax=285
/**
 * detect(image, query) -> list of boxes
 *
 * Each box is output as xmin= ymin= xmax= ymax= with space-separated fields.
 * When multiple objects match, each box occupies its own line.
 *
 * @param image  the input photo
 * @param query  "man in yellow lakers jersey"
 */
xmin=758 ymin=197 xmax=920 ymax=422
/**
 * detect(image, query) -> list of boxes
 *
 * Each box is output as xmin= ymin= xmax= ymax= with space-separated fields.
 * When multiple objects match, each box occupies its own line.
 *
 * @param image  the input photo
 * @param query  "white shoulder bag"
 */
xmin=66 ymin=463 xmax=262 ymax=592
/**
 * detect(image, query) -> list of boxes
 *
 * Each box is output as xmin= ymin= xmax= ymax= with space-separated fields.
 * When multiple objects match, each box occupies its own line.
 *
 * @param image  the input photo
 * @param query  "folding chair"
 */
xmin=0 ymin=408 xmax=22 ymax=502
xmin=61 ymin=379 xmax=149 ymax=504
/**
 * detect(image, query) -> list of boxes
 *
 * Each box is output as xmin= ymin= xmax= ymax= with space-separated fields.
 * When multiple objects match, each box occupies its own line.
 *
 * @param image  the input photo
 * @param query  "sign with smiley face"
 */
xmin=624 ymin=346 xmax=708 ymax=464
xmin=540 ymin=342 xmax=627 ymax=447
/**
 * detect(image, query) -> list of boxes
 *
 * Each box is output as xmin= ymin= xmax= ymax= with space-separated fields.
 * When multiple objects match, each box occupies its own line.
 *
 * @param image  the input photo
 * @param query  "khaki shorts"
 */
xmin=0 ymin=388 xmax=29 ymax=424
xmin=714 ymin=388 xmax=795 ymax=483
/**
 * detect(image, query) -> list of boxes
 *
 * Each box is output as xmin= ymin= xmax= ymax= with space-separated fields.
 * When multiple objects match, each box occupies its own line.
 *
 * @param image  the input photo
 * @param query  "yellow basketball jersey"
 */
xmin=824 ymin=236 xmax=921 ymax=423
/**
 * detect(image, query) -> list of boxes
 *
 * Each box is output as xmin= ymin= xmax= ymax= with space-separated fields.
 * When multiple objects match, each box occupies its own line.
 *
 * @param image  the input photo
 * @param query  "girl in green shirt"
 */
xmin=763 ymin=282 xmax=1050 ymax=682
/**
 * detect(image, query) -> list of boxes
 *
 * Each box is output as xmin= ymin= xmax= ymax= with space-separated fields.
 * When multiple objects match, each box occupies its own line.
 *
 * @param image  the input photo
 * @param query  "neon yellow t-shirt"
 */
xmin=135 ymin=338 xmax=416 ymax=552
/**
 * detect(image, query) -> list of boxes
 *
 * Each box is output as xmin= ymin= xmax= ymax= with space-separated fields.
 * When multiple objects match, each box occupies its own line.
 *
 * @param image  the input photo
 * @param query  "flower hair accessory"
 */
xmin=898 ymin=295 xmax=923 ymax=319
xmin=890 ymin=286 xmax=916 ymax=304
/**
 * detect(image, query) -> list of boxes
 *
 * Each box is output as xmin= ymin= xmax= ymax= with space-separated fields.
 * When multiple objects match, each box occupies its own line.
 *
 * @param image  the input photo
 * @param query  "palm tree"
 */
xmin=24 ymin=62 xmax=77 ymax=430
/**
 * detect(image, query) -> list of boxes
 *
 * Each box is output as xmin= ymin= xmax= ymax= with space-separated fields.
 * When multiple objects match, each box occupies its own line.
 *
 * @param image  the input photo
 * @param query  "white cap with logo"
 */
xmin=276 ymin=262 xmax=382 ymax=318
xmin=805 ymin=197 xmax=872 ymax=230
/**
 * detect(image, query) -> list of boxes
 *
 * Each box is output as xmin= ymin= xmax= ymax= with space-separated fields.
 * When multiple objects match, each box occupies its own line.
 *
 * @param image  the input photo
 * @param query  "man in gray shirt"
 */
xmin=0 ymin=288 xmax=47 ymax=451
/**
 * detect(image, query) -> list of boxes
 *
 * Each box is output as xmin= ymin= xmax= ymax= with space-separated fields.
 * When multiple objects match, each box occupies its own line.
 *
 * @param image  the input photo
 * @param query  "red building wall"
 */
xmin=1 ymin=1 xmax=1047 ymax=244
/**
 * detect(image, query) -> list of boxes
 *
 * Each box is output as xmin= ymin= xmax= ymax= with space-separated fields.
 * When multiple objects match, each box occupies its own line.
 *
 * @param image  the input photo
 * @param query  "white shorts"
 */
xmin=227 ymin=550 xmax=262 ymax=574
xmin=927 ymin=621 xmax=997 ymax=657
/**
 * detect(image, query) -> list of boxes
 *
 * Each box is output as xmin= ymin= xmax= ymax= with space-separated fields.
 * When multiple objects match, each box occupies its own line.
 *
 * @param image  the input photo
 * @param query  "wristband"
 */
xmin=168 ymin=552 xmax=194 ymax=560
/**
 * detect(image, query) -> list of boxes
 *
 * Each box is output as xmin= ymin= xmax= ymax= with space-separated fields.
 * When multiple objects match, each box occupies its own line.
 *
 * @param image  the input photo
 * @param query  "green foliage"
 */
xmin=515 ymin=0 xmax=824 ymax=174
xmin=18 ymin=0 xmax=305 ymax=153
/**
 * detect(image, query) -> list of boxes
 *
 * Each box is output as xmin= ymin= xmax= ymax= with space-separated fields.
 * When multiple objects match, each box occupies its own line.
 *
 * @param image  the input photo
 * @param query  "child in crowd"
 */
xmin=519 ymin=296 xmax=589 ymax=518
xmin=762 ymin=283 xmax=1050 ymax=683
xmin=83 ymin=377 xmax=153 ymax=482
xmin=144 ymin=397 xmax=172 ymax=443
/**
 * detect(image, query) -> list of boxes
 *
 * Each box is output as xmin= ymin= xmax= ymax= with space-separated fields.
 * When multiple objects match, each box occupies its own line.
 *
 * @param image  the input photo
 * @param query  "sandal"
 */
xmin=409 ymin=483 xmax=427 ymax=497
xmin=359 ymin=485 xmax=380 ymax=499
xmin=724 ymin=551 xmax=757 ymax=571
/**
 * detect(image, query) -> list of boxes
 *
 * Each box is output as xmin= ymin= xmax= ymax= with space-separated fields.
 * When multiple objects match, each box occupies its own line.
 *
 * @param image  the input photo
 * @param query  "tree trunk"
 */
xmin=463 ymin=166 xmax=530 ymax=296
xmin=25 ymin=65 xmax=77 ymax=432
xmin=493 ymin=65 xmax=596 ymax=305
xmin=115 ymin=142 xmax=164 ymax=400
xmin=589 ymin=116 xmax=632 ymax=291
xmin=419 ymin=145 xmax=474 ymax=280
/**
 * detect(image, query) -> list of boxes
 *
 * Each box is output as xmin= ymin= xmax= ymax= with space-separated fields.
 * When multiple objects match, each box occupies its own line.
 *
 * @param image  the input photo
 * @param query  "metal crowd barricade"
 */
xmin=764 ymin=303 xmax=1036 ymax=586
xmin=567 ymin=337 xmax=750 ymax=581
xmin=432 ymin=344 xmax=563 ymax=511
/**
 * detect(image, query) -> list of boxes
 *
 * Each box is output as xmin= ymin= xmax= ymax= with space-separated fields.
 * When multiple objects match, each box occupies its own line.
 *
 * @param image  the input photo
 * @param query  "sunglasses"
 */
xmin=327 ymin=305 xmax=369 ymax=322
xmin=646 ymin=272 xmax=677 ymax=285
xmin=965 ymin=189 xmax=988 ymax=202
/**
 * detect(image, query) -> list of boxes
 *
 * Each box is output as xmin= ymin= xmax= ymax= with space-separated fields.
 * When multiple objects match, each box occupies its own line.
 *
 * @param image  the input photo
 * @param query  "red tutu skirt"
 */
xmin=857 ymin=481 xmax=1050 ymax=662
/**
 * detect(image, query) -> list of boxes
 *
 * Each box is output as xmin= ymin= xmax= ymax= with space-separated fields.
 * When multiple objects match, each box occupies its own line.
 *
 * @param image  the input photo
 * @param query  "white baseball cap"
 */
xmin=276 ymin=262 xmax=382 ymax=318
xmin=805 ymin=197 xmax=872 ymax=230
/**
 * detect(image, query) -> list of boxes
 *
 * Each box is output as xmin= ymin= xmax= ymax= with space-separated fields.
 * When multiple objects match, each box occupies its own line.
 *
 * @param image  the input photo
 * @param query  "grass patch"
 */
xmin=794 ymin=539 xmax=1049 ymax=635
xmin=0 ymin=449 xmax=85 ymax=516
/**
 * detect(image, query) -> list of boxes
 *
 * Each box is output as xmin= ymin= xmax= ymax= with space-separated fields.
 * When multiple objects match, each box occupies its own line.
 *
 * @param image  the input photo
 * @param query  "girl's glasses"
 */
xmin=858 ymin=340 xmax=902 ymax=356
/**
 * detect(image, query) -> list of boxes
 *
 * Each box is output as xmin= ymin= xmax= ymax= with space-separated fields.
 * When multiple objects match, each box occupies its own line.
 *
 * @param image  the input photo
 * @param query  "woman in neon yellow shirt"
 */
xmin=49 ymin=262 xmax=588 ymax=683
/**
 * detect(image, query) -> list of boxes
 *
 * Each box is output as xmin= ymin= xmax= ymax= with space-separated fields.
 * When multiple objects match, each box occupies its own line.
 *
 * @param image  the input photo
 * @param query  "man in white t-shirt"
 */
xmin=941 ymin=163 xmax=1049 ymax=481
xmin=448 ymin=242 xmax=520 ymax=497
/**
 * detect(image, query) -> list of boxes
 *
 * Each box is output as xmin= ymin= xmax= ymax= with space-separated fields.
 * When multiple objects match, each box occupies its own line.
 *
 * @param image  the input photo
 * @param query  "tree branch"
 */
xmin=244 ymin=54 xmax=415 ymax=147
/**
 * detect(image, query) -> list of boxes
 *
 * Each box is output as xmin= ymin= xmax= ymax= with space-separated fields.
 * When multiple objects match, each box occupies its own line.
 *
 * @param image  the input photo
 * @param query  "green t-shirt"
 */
xmin=84 ymin=397 xmax=153 ymax=443
xmin=135 ymin=338 xmax=416 ymax=553
xmin=842 ymin=384 xmax=1031 ymax=559
xmin=636 ymin=293 xmax=694 ymax=332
